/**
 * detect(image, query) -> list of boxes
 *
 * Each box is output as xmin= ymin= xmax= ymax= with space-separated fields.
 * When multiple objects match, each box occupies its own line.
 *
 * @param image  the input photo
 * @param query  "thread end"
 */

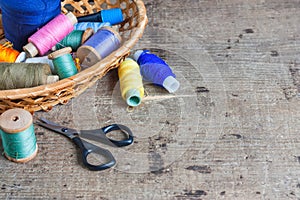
xmin=66 ymin=12 xmax=78 ymax=25
xmin=125 ymin=89 xmax=142 ymax=107
xmin=133 ymin=50 xmax=144 ymax=62
xmin=163 ymin=76 xmax=180 ymax=93
xmin=125 ymin=57 xmax=133 ymax=61
xmin=23 ymin=43 xmax=39 ymax=58
xmin=15 ymin=52 xmax=26 ymax=63
xmin=47 ymin=75 xmax=59 ymax=84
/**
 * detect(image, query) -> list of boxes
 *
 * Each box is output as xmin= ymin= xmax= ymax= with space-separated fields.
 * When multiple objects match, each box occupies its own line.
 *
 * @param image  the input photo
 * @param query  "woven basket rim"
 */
xmin=0 ymin=0 xmax=148 ymax=100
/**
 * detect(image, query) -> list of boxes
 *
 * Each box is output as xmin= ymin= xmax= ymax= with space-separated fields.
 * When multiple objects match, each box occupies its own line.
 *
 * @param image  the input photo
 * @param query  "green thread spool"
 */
xmin=53 ymin=28 xmax=94 ymax=52
xmin=0 ymin=63 xmax=59 ymax=90
xmin=48 ymin=47 xmax=78 ymax=79
xmin=0 ymin=108 xmax=38 ymax=163
xmin=55 ymin=30 xmax=84 ymax=51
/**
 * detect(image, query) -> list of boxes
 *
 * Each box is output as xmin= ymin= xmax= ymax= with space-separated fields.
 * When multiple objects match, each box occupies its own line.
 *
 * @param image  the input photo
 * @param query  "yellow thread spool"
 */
xmin=118 ymin=58 xmax=144 ymax=107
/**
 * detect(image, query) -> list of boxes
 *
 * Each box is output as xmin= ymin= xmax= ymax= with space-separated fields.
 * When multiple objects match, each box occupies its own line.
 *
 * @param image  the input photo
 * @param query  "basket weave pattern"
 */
xmin=0 ymin=0 xmax=147 ymax=114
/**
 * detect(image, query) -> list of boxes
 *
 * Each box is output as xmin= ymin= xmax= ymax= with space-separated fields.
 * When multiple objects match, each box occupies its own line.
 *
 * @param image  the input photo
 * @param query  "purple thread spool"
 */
xmin=77 ymin=27 xmax=121 ymax=69
xmin=133 ymin=50 xmax=180 ymax=93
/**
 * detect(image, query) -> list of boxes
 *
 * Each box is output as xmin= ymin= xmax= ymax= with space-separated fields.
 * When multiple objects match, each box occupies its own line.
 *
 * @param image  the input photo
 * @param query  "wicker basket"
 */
xmin=0 ymin=0 xmax=147 ymax=114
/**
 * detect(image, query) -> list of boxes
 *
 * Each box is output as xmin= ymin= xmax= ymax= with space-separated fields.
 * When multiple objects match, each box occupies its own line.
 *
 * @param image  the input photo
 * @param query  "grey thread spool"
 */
xmin=0 ymin=63 xmax=58 ymax=90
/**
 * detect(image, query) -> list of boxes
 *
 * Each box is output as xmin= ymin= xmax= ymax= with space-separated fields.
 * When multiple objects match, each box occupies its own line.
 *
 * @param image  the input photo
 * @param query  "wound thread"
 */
xmin=25 ymin=56 xmax=56 ymax=74
xmin=133 ymin=50 xmax=180 ymax=93
xmin=0 ymin=43 xmax=19 ymax=62
xmin=77 ymin=8 xmax=123 ymax=25
xmin=0 ymin=0 xmax=61 ymax=51
xmin=74 ymin=22 xmax=111 ymax=33
xmin=23 ymin=12 xmax=77 ymax=57
xmin=118 ymin=58 xmax=144 ymax=107
xmin=54 ymin=30 xmax=84 ymax=51
xmin=54 ymin=28 xmax=94 ymax=52
xmin=0 ymin=42 xmax=26 ymax=63
xmin=0 ymin=108 xmax=38 ymax=163
xmin=48 ymin=47 xmax=78 ymax=79
xmin=0 ymin=63 xmax=58 ymax=90
xmin=77 ymin=27 xmax=121 ymax=69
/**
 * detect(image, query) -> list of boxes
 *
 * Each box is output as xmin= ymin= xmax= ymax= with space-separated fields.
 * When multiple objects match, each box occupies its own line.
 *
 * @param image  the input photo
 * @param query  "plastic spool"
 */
xmin=134 ymin=50 xmax=180 ymax=93
xmin=118 ymin=58 xmax=144 ymax=107
xmin=15 ymin=52 xmax=27 ymax=63
xmin=77 ymin=8 xmax=123 ymax=25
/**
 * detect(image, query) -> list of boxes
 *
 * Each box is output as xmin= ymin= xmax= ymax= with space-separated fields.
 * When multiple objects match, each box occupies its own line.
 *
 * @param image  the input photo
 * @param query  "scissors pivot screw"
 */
xmin=61 ymin=128 xmax=68 ymax=132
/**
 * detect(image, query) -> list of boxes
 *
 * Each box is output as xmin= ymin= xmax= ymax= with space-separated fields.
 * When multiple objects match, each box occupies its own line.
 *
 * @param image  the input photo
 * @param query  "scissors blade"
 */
xmin=37 ymin=117 xmax=60 ymax=126
xmin=35 ymin=118 xmax=78 ymax=139
xmin=78 ymin=129 xmax=114 ymax=146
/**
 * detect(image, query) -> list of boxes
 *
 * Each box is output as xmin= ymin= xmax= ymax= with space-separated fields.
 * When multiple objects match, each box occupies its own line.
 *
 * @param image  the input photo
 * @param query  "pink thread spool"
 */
xmin=23 ymin=12 xmax=77 ymax=57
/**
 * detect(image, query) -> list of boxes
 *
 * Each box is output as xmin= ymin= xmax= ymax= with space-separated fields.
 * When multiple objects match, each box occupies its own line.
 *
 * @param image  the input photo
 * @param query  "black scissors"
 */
xmin=36 ymin=117 xmax=133 ymax=171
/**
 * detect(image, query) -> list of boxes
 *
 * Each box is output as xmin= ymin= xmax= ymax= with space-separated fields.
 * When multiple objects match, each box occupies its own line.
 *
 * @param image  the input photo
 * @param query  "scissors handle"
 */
xmin=72 ymin=137 xmax=116 ymax=171
xmin=101 ymin=124 xmax=134 ymax=147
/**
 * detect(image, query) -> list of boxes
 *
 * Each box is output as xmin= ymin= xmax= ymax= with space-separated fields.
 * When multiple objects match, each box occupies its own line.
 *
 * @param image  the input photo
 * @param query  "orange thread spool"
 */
xmin=0 ymin=42 xmax=20 ymax=63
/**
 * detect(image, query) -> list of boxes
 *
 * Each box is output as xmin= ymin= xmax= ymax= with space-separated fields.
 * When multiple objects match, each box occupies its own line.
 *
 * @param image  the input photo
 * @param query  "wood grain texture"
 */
xmin=1 ymin=0 xmax=300 ymax=199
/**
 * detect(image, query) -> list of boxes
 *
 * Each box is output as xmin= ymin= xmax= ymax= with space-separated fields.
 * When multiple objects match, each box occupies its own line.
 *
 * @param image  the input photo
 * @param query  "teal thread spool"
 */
xmin=0 ymin=108 xmax=38 ymax=163
xmin=48 ymin=47 xmax=78 ymax=79
xmin=53 ymin=28 xmax=94 ymax=52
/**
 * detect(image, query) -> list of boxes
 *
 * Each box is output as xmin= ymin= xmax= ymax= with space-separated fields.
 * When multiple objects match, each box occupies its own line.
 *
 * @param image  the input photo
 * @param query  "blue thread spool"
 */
xmin=0 ymin=0 xmax=61 ymax=51
xmin=74 ymin=22 xmax=111 ymax=33
xmin=133 ymin=50 xmax=180 ymax=93
xmin=77 ymin=27 xmax=122 ymax=69
xmin=0 ymin=108 xmax=38 ymax=163
xmin=77 ymin=8 xmax=123 ymax=25
xmin=48 ymin=47 xmax=78 ymax=79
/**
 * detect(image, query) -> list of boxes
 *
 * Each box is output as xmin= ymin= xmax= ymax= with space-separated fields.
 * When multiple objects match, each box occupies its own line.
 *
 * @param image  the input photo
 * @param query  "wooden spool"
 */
xmin=0 ymin=108 xmax=38 ymax=163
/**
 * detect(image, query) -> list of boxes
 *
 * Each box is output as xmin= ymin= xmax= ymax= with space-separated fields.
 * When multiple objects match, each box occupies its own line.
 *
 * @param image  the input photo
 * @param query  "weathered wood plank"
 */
xmin=0 ymin=0 xmax=300 ymax=199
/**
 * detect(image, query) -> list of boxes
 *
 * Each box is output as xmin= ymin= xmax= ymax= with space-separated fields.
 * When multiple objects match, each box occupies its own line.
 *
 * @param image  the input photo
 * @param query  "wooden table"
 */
xmin=1 ymin=0 xmax=300 ymax=199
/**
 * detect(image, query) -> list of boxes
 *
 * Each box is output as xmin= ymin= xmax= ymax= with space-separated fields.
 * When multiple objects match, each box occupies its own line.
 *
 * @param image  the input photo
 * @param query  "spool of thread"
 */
xmin=23 ymin=12 xmax=78 ymax=57
xmin=53 ymin=28 xmax=94 ymax=52
xmin=77 ymin=27 xmax=122 ymax=69
xmin=133 ymin=50 xmax=180 ymax=93
xmin=48 ymin=47 xmax=78 ymax=79
xmin=0 ymin=108 xmax=38 ymax=163
xmin=118 ymin=58 xmax=144 ymax=107
xmin=74 ymin=22 xmax=111 ymax=33
xmin=0 ymin=63 xmax=59 ymax=90
xmin=0 ymin=43 xmax=26 ymax=63
xmin=0 ymin=0 xmax=61 ymax=51
xmin=25 ymin=56 xmax=56 ymax=74
xmin=77 ymin=8 xmax=123 ymax=25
